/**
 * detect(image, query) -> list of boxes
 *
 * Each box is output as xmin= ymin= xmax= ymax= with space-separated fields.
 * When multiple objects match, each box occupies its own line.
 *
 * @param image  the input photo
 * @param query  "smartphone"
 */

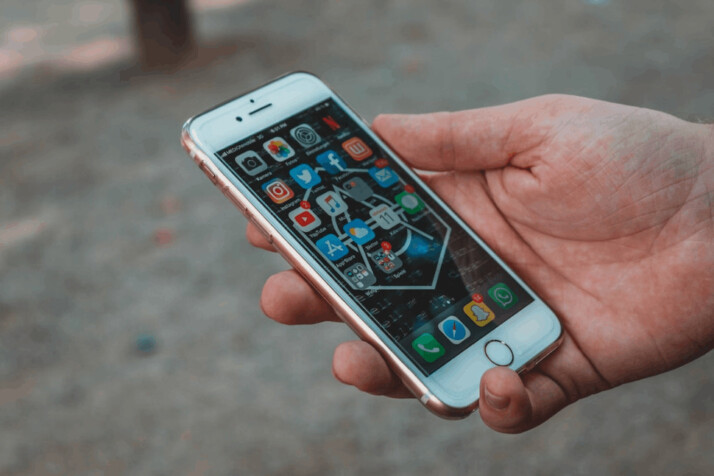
xmin=181 ymin=72 xmax=562 ymax=419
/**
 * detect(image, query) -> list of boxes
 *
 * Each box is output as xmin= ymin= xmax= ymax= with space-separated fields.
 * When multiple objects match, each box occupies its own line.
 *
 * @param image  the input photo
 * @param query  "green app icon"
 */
xmin=395 ymin=191 xmax=425 ymax=215
xmin=488 ymin=282 xmax=518 ymax=309
xmin=411 ymin=333 xmax=445 ymax=363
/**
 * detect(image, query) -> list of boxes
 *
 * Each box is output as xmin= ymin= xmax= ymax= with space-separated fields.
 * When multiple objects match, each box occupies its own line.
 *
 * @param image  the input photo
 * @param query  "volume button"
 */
xmin=198 ymin=160 xmax=217 ymax=184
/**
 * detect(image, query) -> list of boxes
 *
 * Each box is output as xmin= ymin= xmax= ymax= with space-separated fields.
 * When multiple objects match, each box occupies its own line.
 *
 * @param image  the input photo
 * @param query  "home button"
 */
xmin=484 ymin=340 xmax=514 ymax=366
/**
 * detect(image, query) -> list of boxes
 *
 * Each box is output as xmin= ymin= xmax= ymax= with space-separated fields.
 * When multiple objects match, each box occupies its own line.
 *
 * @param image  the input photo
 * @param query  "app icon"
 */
xmin=289 ymin=164 xmax=321 ymax=189
xmin=316 ymin=150 xmax=347 ymax=175
xmin=235 ymin=151 xmax=267 ymax=176
xmin=322 ymin=115 xmax=340 ymax=131
xmin=369 ymin=248 xmax=403 ymax=274
xmin=290 ymin=124 xmax=321 ymax=148
xmin=463 ymin=300 xmax=495 ymax=327
xmin=369 ymin=204 xmax=400 ymax=230
xmin=316 ymin=234 xmax=349 ymax=261
xmin=343 ymin=219 xmax=375 ymax=245
xmin=342 ymin=177 xmax=373 ymax=201
xmin=263 ymin=137 xmax=295 ymax=162
xmin=262 ymin=178 xmax=294 ymax=204
xmin=395 ymin=191 xmax=425 ymax=215
xmin=342 ymin=137 xmax=372 ymax=161
xmin=411 ymin=333 xmax=445 ymax=363
xmin=343 ymin=263 xmax=376 ymax=289
xmin=289 ymin=207 xmax=321 ymax=232
xmin=368 ymin=166 xmax=400 ymax=188
xmin=316 ymin=191 xmax=347 ymax=216
xmin=438 ymin=316 xmax=471 ymax=345
xmin=488 ymin=283 xmax=519 ymax=309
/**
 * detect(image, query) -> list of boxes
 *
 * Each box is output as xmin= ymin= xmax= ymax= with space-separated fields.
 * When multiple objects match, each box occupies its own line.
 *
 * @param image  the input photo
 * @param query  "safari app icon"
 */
xmin=438 ymin=316 xmax=471 ymax=344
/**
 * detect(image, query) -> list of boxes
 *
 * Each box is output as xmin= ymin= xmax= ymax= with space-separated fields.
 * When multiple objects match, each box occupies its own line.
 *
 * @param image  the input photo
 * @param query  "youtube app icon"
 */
xmin=289 ymin=207 xmax=321 ymax=232
xmin=295 ymin=211 xmax=315 ymax=226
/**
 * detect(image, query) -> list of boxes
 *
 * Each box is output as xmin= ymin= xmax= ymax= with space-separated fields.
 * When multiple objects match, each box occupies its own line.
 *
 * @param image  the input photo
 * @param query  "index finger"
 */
xmin=371 ymin=96 xmax=558 ymax=172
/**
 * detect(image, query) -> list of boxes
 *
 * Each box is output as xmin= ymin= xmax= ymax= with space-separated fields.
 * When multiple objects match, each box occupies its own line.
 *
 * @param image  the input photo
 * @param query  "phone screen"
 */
xmin=217 ymin=98 xmax=533 ymax=375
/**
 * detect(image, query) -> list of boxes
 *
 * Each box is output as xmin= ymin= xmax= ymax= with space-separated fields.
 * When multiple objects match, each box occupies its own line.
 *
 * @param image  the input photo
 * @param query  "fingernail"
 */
xmin=484 ymin=386 xmax=510 ymax=410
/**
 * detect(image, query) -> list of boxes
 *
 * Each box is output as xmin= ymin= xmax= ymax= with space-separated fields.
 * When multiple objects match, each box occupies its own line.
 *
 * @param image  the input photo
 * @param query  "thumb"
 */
xmin=478 ymin=366 xmax=570 ymax=434
xmin=371 ymin=97 xmax=551 ymax=172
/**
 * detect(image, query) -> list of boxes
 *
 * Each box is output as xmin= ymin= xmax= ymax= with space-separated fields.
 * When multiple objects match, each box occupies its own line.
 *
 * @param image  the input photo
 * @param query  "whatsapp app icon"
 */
xmin=488 ymin=283 xmax=518 ymax=309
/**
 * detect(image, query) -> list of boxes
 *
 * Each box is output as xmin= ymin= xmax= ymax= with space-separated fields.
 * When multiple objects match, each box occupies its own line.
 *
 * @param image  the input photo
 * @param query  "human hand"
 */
xmin=247 ymin=95 xmax=714 ymax=432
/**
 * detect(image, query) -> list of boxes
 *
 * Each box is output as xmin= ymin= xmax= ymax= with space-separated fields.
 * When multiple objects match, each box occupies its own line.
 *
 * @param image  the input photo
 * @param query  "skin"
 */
xmin=246 ymin=95 xmax=714 ymax=433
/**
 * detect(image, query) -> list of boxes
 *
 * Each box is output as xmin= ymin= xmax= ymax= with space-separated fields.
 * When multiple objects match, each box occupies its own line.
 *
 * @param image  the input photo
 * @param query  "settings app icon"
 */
xmin=290 ymin=124 xmax=321 ymax=148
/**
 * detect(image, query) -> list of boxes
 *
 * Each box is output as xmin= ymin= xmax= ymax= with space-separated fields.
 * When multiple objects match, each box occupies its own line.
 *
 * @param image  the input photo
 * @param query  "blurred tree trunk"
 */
xmin=130 ymin=0 xmax=195 ymax=70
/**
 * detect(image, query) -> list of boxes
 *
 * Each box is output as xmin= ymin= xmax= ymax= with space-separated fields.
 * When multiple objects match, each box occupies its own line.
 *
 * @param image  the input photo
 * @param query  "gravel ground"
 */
xmin=0 ymin=0 xmax=712 ymax=475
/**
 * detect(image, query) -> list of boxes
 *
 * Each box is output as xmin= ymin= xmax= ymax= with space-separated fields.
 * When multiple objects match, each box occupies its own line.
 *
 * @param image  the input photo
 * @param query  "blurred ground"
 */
xmin=0 ymin=0 xmax=713 ymax=475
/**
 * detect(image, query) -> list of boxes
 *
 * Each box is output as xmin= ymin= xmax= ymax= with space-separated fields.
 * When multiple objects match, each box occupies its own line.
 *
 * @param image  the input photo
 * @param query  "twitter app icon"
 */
xmin=289 ymin=164 xmax=321 ymax=189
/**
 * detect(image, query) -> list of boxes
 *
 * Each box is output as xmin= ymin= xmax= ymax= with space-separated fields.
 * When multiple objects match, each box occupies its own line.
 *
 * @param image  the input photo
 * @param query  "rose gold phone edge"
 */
xmin=180 ymin=75 xmax=563 ymax=419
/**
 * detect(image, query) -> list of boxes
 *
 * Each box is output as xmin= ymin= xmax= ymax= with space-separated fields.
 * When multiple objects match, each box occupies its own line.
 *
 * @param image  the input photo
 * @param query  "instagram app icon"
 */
xmin=262 ymin=178 xmax=294 ymax=204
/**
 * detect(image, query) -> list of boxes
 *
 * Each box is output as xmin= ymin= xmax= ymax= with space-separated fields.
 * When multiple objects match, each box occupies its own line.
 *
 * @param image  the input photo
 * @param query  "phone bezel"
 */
xmin=182 ymin=72 xmax=562 ymax=417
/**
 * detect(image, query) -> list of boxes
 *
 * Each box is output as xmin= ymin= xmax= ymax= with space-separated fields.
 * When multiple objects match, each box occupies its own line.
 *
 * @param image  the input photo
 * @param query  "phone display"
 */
xmin=215 ymin=98 xmax=534 ymax=375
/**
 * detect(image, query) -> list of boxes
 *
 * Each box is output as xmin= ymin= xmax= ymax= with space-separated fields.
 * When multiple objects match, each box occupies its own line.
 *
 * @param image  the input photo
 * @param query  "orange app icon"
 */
xmin=342 ymin=137 xmax=372 ymax=161
xmin=262 ymin=178 xmax=294 ymax=204
xmin=463 ymin=300 xmax=495 ymax=327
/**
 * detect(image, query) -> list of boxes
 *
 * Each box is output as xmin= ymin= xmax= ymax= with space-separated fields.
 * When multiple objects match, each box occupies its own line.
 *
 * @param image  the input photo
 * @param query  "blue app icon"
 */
xmin=438 ymin=316 xmax=471 ymax=345
xmin=316 ymin=234 xmax=349 ymax=261
xmin=316 ymin=150 xmax=347 ymax=175
xmin=289 ymin=164 xmax=321 ymax=189
xmin=342 ymin=219 xmax=376 ymax=245
xmin=368 ymin=166 xmax=399 ymax=188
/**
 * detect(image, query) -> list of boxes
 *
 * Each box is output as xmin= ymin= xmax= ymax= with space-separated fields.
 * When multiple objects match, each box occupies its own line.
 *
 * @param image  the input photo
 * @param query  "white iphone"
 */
xmin=181 ymin=72 xmax=562 ymax=419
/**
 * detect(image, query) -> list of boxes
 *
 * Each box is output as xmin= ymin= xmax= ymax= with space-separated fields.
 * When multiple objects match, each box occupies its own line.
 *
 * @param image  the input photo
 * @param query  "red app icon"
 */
xmin=289 ymin=207 xmax=321 ymax=232
xmin=342 ymin=137 xmax=372 ymax=161
xmin=322 ymin=115 xmax=340 ymax=131
xmin=295 ymin=211 xmax=314 ymax=226
xmin=262 ymin=178 xmax=294 ymax=204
